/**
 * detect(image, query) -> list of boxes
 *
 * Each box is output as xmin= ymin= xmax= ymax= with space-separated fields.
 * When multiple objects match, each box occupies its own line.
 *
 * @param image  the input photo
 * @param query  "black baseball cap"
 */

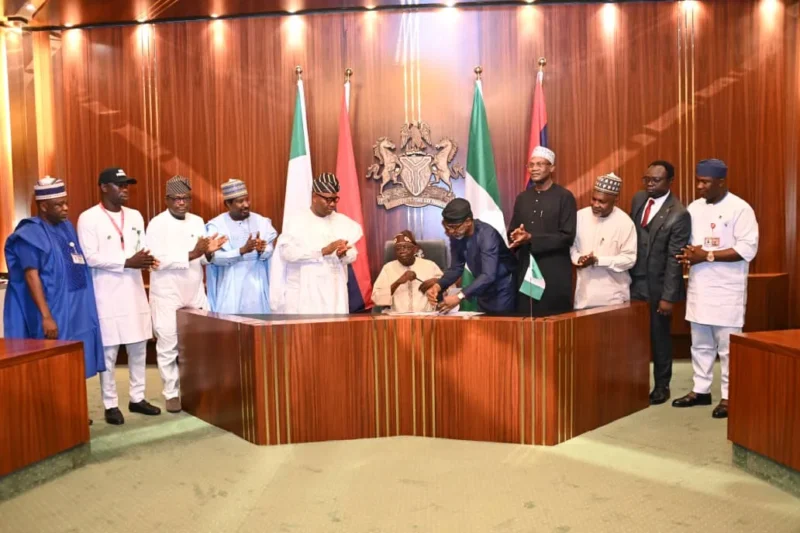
xmin=98 ymin=167 xmax=137 ymax=186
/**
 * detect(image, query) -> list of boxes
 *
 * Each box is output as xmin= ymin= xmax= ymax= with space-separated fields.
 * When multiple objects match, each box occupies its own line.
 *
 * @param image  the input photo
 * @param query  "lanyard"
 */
xmin=99 ymin=203 xmax=125 ymax=250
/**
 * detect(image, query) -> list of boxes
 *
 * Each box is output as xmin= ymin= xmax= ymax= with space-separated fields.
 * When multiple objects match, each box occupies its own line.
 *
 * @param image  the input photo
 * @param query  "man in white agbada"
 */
xmin=373 ymin=231 xmax=443 ymax=312
xmin=77 ymin=167 xmax=162 ymax=425
xmin=673 ymin=159 xmax=758 ymax=420
xmin=279 ymin=173 xmax=363 ymax=314
xmin=206 ymin=179 xmax=278 ymax=314
xmin=570 ymin=172 xmax=637 ymax=309
xmin=146 ymin=176 xmax=227 ymax=413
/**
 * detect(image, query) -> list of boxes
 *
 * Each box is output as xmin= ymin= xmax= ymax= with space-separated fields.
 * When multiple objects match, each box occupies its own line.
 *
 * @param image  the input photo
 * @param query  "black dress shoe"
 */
xmin=129 ymin=400 xmax=162 ymax=416
xmin=671 ymin=392 xmax=712 ymax=408
xmin=712 ymin=403 xmax=728 ymax=419
xmin=649 ymin=387 xmax=671 ymax=405
xmin=105 ymin=407 xmax=125 ymax=425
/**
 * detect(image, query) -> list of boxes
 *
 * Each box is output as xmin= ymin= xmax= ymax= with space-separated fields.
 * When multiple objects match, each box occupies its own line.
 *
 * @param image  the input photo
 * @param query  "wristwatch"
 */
xmin=457 ymin=292 xmax=465 ymax=301
xmin=706 ymin=250 xmax=715 ymax=262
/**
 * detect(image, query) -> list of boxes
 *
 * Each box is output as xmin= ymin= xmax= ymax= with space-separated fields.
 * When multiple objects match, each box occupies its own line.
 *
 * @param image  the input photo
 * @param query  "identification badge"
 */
xmin=71 ymin=253 xmax=86 ymax=264
xmin=703 ymin=237 xmax=720 ymax=248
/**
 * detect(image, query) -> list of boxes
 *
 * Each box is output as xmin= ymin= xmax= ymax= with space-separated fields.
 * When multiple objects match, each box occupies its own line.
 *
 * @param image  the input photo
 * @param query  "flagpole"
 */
xmin=474 ymin=65 xmax=482 ymax=80
xmin=538 ymin=57 xmax=546 ymax=73
xmin=295 ymin=65 xmax=302 ymax=80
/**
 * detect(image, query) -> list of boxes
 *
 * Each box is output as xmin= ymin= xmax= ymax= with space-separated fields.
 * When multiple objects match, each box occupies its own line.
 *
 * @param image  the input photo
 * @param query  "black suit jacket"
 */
xmin=630 ymin=191 xmax=691 ymax=302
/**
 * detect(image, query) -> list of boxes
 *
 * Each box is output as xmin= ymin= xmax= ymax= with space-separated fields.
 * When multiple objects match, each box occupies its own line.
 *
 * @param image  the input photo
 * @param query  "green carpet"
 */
xmin=1 ymin=362 xmax=798 ymax=533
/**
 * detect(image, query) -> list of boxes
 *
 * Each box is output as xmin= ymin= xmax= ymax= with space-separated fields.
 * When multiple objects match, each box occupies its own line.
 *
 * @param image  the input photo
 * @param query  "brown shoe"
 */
xmin=712 ymin=400 xmax=728 ymax=419
xmin=166 ymin=397 xmax=182 ymax=413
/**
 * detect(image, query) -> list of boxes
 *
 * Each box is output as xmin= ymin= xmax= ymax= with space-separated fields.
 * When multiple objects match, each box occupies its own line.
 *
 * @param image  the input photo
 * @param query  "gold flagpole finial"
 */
xmin=474 ymin=66 xmax=483 ymax=80
xmin=295 ymin=66 xmax=303 ymax=80
xmin=345 ymin=68 xmax=353 ymax=82
xmin=538 ymin=57 xmax=547 ymax=72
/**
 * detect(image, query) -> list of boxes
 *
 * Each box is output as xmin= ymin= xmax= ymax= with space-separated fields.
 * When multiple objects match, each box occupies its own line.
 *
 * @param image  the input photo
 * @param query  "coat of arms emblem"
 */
xmin=367 ymin=122 xmax=464 ymax=209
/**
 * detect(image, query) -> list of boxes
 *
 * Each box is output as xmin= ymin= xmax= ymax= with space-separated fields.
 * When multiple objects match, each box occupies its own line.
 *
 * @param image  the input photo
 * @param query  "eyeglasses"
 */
xmin=641 ymin=176 xmax=667 ymax=185
xmin=442 ymin=220 xmax=467 ymax=233
xmin=167 ymin=195 xmax=192 ymax=203
xmin=314 ymin=193 xmax=340 ymax=205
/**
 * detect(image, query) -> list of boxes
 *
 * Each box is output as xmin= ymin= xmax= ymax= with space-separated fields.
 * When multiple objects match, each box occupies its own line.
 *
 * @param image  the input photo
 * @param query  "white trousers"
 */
xmin=152 ymin=300 xmax=182 ymax=400
xmin=690 ymin=322 xmax=741 ymax=400
xmin=99 ymin=340 xmax=148 ymax=409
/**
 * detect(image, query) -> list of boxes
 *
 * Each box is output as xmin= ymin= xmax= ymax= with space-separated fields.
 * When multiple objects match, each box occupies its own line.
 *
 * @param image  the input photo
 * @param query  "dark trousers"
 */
xmin=631 ymin=279 xmax=673 ymax=388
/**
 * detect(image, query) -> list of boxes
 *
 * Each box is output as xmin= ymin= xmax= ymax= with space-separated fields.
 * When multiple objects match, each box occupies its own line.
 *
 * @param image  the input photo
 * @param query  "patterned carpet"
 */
xmin=1 ymin=361 xmax=798 ymax=533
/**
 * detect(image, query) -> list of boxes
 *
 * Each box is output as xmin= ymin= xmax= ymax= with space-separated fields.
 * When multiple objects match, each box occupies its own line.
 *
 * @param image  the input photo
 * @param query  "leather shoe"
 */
xmin=105 ymin=407 xmax=125 ymax=425
xmin=165 ymin=397 xmax=182 ymax=413
xmin=712 ymin=402 xmax=728 ymax=419
xmin=129 ymin=400 xmax=162 ymax=416
xmin=671 ymin=392 xmax=712 ymax=408
xmin=649 ymin=387 xmax=671 ymax=405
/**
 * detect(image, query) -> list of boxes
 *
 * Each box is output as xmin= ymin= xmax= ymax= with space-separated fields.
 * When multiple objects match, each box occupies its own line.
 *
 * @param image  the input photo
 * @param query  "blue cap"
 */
xmin=696 ymin=159 xmax=727 ymax=179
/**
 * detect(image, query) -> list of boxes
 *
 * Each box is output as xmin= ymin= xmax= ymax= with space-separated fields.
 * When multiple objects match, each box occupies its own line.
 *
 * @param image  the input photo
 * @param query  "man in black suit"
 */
xmin=630 ymin=161 xmax=691 ymax=405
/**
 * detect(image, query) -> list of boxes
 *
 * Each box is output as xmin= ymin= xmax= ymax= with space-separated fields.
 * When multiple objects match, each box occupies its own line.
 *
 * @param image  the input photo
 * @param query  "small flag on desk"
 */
xmin=519 ymin=253 xmax=546 ymax=301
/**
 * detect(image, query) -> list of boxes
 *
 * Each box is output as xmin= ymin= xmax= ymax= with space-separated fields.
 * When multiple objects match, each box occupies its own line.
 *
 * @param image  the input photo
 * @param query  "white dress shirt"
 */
xmin=640 ymin=191 xmax=671 ymax=225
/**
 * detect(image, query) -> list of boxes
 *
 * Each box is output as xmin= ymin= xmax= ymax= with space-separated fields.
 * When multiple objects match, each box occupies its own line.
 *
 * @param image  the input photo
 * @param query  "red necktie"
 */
xmin=641 ymin=198 xmax=655 ymax=226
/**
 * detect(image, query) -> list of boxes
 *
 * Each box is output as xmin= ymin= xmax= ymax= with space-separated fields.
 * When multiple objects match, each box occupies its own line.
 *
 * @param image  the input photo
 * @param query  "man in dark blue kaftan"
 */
xmin=423 ymin=198 xmax=517 ymax=314
xmin=3 ymin=177 xmax=105 ymax=379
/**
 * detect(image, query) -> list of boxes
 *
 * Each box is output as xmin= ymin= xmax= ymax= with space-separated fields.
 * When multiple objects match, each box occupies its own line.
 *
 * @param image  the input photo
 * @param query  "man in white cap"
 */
xmin=570 ymin=172 xmax=637 ymax=309
xmin=508 ymin=146 xmax=577 ymax=316
xmin=278 ymin=173 xmax=363 ymax=314
xmin=146 ymin=176 xmax=227 ymax=413
xmin=673 ymin=159 xmax=759 ymax=419
xmin=206 ymin=178 xmax=278 ymax=314
xmin=372 ymin=230 xmax=443 ymax=313
xmin=4 ymin=178 xmax=106 ymax=398
xmin=77 ymin=167 xmax=161 ymax=425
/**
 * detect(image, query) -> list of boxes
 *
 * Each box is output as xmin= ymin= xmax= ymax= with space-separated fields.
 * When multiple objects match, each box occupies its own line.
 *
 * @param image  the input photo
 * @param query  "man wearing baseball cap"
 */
xmin=77 ymin=167 xmax=162 ymax=425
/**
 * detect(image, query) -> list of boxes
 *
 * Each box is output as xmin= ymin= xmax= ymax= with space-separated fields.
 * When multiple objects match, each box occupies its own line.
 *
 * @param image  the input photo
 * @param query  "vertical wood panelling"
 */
xmin=44 ymin=1 xmax=795 ymax=313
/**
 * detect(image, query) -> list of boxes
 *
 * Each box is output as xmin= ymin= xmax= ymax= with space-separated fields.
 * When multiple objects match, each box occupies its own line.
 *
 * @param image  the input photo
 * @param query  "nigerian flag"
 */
xmin=269 ymin=77 xmax=313 ymax=312
xmin=461 ymin=79 xmax=508 ymax=311
xmin=519 ymin=253 xmax=545 ymax=300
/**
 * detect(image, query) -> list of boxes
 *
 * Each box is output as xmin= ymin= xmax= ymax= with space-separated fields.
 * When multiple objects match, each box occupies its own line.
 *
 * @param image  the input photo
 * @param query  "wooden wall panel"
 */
xmin=45 ymin=1 xmax=794 ymax=307
xmin=692 ymin=0 xmax=788 ymax=274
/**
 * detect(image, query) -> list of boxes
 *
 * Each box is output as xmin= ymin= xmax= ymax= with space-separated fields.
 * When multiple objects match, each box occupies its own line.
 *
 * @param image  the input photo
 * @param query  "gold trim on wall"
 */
xmin=519 ymin=321 xmax=525 ymax=445
xmin=372 ymin=319 xmax=381 ymax=437
xmin=430 ymin=320 xmax=436 ymax=438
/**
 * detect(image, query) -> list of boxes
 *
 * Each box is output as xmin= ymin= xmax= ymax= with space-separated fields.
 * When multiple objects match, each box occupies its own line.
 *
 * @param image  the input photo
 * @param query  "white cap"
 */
xmin=530 ymin=146 xmax=555 ymax=165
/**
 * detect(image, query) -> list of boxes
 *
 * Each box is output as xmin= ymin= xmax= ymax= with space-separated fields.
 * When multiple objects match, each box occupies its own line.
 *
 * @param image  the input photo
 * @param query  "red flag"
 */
xmin=524 ymin=70 xmax=548 ymax=188
xmin=336 ymin=81 xmax=373 ymax=311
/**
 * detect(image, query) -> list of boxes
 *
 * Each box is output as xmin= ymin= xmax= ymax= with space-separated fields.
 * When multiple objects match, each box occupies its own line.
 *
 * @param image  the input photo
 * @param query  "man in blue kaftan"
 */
xmin=3 ymin=177 xmax=105 ymax=379
xmin=205 ymin=178 xmax=278 ymax=314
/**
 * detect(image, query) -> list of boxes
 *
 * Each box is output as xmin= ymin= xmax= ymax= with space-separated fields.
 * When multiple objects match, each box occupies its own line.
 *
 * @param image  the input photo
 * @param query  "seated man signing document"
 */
xmin=425 ymin=198 xmax=517 ymax=314
xmin=372 ymin=231 xmax=443 ymax=312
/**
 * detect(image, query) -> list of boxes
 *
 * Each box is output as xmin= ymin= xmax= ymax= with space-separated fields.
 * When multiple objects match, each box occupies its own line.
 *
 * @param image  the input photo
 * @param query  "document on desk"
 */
xmin=381 ymin=310 xmax=485 ymax=318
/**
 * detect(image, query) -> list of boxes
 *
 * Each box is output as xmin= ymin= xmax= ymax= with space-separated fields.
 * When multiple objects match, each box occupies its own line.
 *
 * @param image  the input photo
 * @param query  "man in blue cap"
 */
xmin=673 ymin=159 xmax=759 ymax=419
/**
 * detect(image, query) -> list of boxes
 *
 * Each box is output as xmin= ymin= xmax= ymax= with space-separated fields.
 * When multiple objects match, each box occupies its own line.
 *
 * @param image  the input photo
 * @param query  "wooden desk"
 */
xmin=671 ymin=273 xmax=789 ymax=358
xmin=729 ymin=330 xmax=800 ymax=472
xmin=178 ymin=303 xmax=649 ymax=447
xmin=0 ymin=339 xmax=89 ymax=477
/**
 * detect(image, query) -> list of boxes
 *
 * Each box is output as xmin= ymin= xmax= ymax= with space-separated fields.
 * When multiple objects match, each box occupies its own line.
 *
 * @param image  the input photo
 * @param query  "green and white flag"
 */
xmin=461 ymin=79 xmax=507 ymax=311
xmin=519 ymin=253 xmax=546 ymax=301
xmin=270 ymin=78 xmax=313 ymax=312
